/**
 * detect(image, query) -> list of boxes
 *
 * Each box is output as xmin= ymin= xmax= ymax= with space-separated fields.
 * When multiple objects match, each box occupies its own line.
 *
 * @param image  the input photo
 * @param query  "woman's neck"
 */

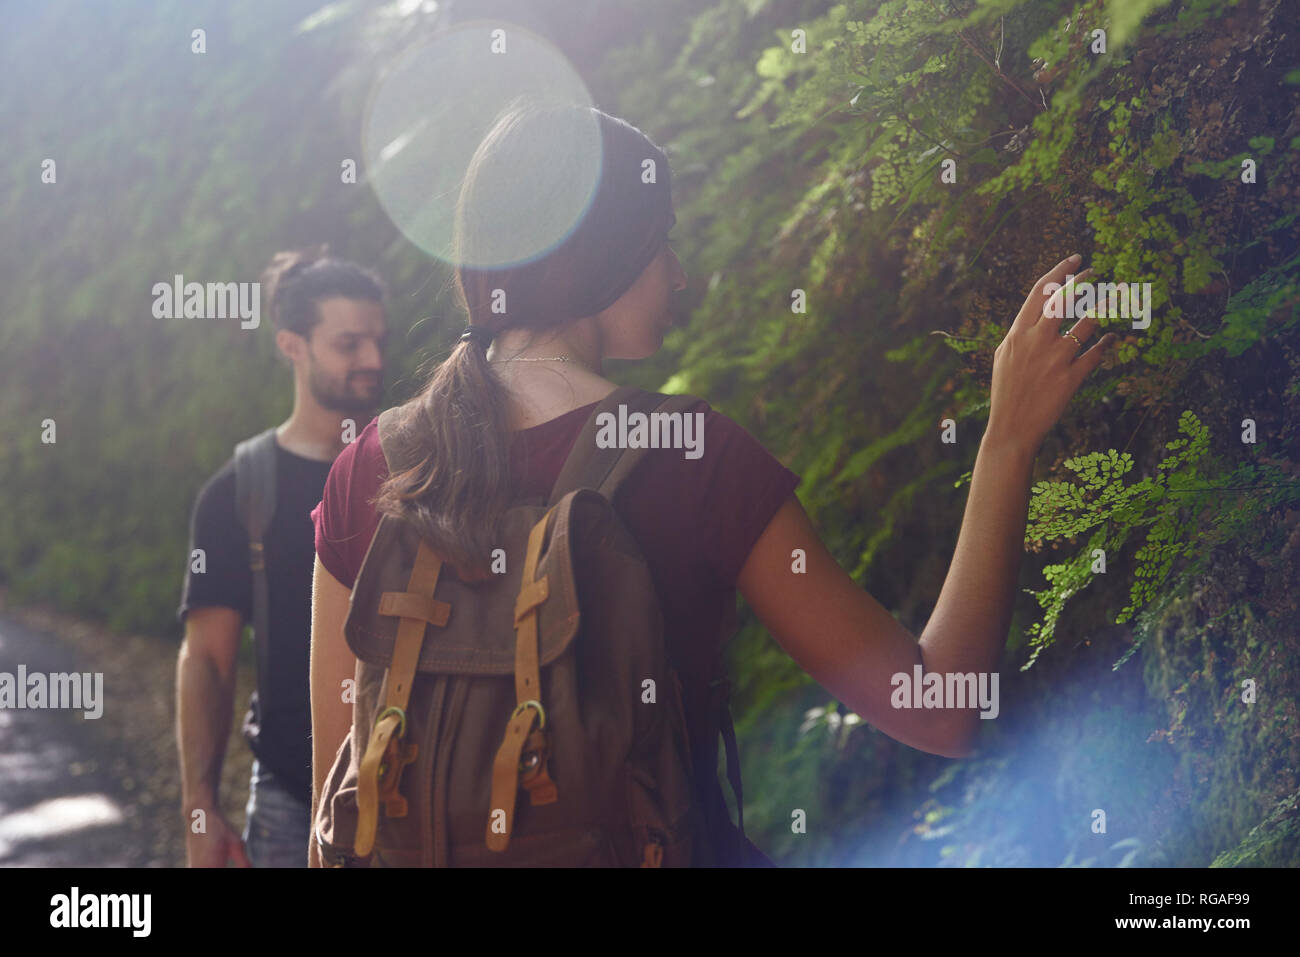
xmin=490 ymin=362 xmax=618 ymax=432
xmin=483 ymin=316 xmax=621 ymax=430
xmin=487 ymin=317 xmax=603 ymax=372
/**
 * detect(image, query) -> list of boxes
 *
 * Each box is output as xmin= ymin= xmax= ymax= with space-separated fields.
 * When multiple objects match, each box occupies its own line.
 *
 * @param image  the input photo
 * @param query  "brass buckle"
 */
xmin=377 ymin=705 xmax=407 ymax=738
xmin=511 ymin=699 xmax=545 ymax=729
xmin=377 ymin=706 xmax=408 ymax=775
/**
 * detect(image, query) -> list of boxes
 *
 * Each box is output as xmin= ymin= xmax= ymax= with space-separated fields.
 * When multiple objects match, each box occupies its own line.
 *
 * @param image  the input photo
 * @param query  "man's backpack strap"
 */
xmin=234 ymin=426 xmax=279 ymax=727
xmin=546 ymin=384 xmax=703 ymax=507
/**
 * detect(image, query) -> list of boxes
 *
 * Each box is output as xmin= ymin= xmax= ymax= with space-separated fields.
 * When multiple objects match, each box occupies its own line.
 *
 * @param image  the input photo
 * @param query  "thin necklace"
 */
xmin=492 ymin=354 xmax=595 ymax=373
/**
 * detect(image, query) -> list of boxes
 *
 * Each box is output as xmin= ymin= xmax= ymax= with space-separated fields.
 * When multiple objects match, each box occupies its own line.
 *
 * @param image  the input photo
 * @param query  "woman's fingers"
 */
xmin=1070 ymin=332 xmax=1119 ymax=384
xmin=1061 ymin=313 xmax=1101 ymax=351
xmin=1037 ymin=268 xmax=1094 ymax=335
xmin=1014 ymin=254 xmax=1083 ymax=332
xmin=1050 ymin=315 xmax=1102 ymax=361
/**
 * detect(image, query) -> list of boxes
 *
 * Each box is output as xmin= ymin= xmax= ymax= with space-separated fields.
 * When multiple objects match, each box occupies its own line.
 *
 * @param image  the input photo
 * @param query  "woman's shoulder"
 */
xmin=319 ymin=416 xmax=387 ymax=496
xmin=624 ymin=396 xmax=800 ymax=584
xmin=357 ymin=415 xmax=392 ymax=481
xmin=643 ymin=397 xmax=789 ymax=475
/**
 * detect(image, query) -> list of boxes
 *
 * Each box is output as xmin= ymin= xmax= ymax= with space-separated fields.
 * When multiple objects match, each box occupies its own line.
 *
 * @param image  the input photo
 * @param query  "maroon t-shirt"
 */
xmin=311 ymin=398 xmax=800 ymax=720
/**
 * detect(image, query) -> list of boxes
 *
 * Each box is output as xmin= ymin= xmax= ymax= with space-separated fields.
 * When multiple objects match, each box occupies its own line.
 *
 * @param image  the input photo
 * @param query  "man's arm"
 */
xmin=176 ymin=606 xmax=252 ymax=866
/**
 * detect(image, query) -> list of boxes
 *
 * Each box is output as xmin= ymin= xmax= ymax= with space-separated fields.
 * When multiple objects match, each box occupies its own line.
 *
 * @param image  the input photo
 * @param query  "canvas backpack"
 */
xmin=313 ymin=384 xmax=759 ymax=867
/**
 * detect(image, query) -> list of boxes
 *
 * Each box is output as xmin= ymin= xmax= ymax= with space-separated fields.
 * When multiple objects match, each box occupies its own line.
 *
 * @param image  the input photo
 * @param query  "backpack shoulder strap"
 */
xmin=234 ymin=426 xmax=279 ymax=722
xmin=707 ymin=671 xmax=755 ymax=862
xmin=546 ymin=386 xmax=757 ymax=859
xmin=234 ymin=426 xmax=279 ymax=541
xmin=546 ymin=385 xmax=704 ymax=507
xmin=375 ymin=406 xmax=405 ymax=473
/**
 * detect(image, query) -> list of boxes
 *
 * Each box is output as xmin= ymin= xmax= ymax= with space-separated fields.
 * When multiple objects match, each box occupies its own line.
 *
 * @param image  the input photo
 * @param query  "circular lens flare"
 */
xmin=362 ymin=21 xmax=600 ymax=269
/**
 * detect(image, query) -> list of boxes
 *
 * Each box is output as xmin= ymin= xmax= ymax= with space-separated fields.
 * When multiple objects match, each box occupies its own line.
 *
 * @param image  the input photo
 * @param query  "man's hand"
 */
xmin=185 ymin=810 xmax=252 ymax=867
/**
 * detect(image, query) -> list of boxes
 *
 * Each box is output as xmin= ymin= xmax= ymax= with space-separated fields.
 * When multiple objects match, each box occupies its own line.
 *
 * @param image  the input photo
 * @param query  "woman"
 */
xmin=308 ymin=100 xmax=1115 ymax=867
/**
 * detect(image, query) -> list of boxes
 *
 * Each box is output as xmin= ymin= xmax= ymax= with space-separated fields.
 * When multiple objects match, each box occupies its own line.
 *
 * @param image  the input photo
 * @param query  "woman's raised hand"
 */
xmin=986 ymin=254 xmax=1118 ymax=457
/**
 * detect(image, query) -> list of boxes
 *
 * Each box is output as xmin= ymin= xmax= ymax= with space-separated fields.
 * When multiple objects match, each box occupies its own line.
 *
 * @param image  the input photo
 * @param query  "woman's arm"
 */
xmin=738 ymin=435 xmax=1034 ymax=758
xmin=308 ymin=555 xmax=358 ymax=867
xmin=738 ymin=254 xmax=1116 ymax=757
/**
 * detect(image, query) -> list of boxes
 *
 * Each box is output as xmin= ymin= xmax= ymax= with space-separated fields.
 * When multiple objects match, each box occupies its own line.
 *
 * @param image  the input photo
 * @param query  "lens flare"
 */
xmin=362 ymin=21 xmax=601 ymax=269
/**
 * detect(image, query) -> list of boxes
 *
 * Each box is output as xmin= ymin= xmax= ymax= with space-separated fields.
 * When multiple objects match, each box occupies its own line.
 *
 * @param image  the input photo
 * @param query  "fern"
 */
xmin=1020 ymin=411 xmax=1212 ymax=669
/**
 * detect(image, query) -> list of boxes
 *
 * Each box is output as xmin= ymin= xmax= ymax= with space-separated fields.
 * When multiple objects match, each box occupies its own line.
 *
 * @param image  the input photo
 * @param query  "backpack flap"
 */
xmin=342 ymin=503 xmax=580 ymax=677
xmin=337 ymin=492 xmax=580 ymax=860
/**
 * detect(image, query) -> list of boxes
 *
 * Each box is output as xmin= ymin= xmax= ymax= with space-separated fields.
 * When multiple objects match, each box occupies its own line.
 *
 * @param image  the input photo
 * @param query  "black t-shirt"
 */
xmin=177 ymin=437 xmax=334 ymax=806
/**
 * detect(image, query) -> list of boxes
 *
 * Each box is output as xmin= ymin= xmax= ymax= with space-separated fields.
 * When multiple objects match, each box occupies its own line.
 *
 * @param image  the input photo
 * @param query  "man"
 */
xmin=176 ymin=247 xmax=388 ymax=867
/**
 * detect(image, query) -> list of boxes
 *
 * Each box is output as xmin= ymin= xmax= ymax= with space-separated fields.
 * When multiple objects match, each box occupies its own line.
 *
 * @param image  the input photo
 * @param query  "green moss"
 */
xmin=1211 ymin=788 xmax=1300 ymax=867
xmin=1141 ymin=587 xmax=1300 ymax=865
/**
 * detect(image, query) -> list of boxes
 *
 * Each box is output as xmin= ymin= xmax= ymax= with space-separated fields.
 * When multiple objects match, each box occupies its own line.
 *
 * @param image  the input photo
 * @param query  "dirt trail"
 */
xmin=0 ymin=598 xmax=254 ymax=867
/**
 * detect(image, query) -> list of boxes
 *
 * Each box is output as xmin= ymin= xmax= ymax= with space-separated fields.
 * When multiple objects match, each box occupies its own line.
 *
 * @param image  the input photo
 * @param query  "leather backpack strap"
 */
xmin=353 ymin=539 xmax=450 ymax=857
xmin=233 ymin=427 xmax=278 ymax=730
xmin=353 ymin=407 xmax=452 ymax=857
xmin=486 ymin=505 xmax=558 ymax=852
xmin=547 ymin=386 xmax=704 ymax=507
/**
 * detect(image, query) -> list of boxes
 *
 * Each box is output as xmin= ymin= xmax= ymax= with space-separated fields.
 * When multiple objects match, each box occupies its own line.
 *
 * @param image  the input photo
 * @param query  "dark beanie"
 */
xmin=457 ymin=103 xmax=676 ymax=326
xmin=559 ymin=110 xmax=676 ymax=318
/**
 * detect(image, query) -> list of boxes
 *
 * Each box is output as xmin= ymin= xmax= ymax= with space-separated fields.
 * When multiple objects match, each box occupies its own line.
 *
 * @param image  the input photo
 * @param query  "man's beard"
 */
xmin=310 ymin=365 xmax=382 ymax=416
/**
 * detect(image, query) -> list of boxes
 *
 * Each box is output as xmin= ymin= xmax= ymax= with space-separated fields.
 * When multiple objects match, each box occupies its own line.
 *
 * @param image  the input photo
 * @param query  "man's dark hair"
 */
xmin=260 ymin=244 xmax=386 ymax=339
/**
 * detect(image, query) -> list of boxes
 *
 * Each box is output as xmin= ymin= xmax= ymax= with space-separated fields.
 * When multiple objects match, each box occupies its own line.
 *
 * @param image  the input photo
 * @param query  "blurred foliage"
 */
xmin=2 ymin=0 xmax=1297 ymax=866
